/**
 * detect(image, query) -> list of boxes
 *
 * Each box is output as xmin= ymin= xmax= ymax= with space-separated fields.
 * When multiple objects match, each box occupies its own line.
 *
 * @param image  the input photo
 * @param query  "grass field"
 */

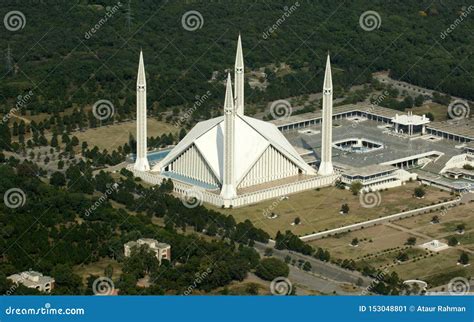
xmin=308 ymin=225 xmax=423 ymax=261
xmin=73 ymin=258 xmax=122 ymax=285
xmin=216 ymin=182 xmax=452 ymax=237
xmin=308 ymin=202 xmax=474 ymax=287
xmin=74 ymin=118 xmax=178 ymax=150
xmin=411 ymin=102 xmax=448 ymax=122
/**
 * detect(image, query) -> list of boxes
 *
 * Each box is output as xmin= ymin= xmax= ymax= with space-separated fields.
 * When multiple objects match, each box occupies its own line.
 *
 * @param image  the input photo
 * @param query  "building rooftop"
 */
xmin=285 ymin=118 xmax=462 ymax=169
xmin=427 ymin=119 xmax=474 ymax=140
xmin=343 ymin=164 xmax=396 ymax=177
xmin=270 ymin=103 xmax=473 ymax=139
xmin=125 ymin=238 xmax=170 ymax=249
xmin=391 ymin=112 xmax=430 ymax=126
xmin=8 ymin=271 xmax=54 ymax=286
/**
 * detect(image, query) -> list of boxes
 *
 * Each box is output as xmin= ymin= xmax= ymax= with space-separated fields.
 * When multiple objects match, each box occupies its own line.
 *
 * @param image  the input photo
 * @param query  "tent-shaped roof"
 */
xmin=154 ymin=114 xmax=316 ymax=184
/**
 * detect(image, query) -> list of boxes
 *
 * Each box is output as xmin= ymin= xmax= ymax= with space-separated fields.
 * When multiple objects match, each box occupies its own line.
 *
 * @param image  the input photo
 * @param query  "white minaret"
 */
xmin=221 ymin=73 xmax=237 ymax=199
xmin=134 ymin=51 xmax=150 ymax=172
xmin=234 ymin=34 xmax=244 ymax=116
xmin=319 ymin=54 xmax=334 ymax=176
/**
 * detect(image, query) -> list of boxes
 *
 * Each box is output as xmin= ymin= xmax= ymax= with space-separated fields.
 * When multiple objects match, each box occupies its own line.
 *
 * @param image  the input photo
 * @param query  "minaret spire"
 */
xmin=234 ymin=34 xmax=244 ymax=116
xmin=319 ymin=54 xmax=334 ymax=176
xmin=221 ymin=73 xmax=237 ymax=201
xmin=134 ymin=50 xmax=150 ymax=172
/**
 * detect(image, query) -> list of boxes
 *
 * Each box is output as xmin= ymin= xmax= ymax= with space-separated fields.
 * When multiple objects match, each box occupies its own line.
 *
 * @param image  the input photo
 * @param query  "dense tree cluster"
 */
xmin=0 ymin=159 xmax=268 ymax=295
xmin=1 ymin=0 xmax=472 ymax=130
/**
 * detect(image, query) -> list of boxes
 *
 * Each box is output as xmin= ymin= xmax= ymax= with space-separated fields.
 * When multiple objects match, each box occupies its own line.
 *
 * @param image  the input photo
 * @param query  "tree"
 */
xmin=255 ymin=258 xmax=289 ymax=281
xmin=50 ymin=171 xmax=66 ymax=187
xmin=302 ymin=261 xmax=312 ymax=271
xmin=414 ymin=94 xmax=425 ymax=107
xmin=350 ymin=181 xmax=363 ymax=195
xmin=405 ymin=237 xmax=417 ymax=246
xmin=456 ymin=224 xmax=465 ymax=233
xmin=414 ymin=187 xmax=425 ymax=198
xmin=396 ymin=252 xmax=408 ymax=262
xmin=431 ymin=215 xmax=440 ymax=224
xmin=341 ymin=203 xmax=350 ymax=214
xmin=104 ymin=264 xmax=114 ymax=278
xmin=351 ymin=238 xmax=358 ymax=246
xmin=459 ymin=252 xmax=469 ymax=265
xmin=447 ymin=236 xmax=458 ymax=246
xmin=293 ymin=217 xmax=301 ymax=225
xmin=245 ymin=283 xmax=259 ymax=295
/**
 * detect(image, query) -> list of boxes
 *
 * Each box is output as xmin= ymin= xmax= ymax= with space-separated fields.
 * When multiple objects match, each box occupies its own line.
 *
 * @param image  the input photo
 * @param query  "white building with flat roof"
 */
xmin=8 ymin=271 xmax=55 ymax=293
xmin=391 ymin=111 xmax=430 ymax=136
xmin=124 ymin=238 xmax=171 ymax=264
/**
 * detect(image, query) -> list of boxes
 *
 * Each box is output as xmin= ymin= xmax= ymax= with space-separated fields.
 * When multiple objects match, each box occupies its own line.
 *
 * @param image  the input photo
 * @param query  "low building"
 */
xmin=340 ymin=164 xmax=416 ymax=192
xmin=8 ymin=271 xmax=55 ymax=293
xmin=391 ymin=112 xmax=430 ymax=136
xmin=124 ymin=238 xmax=171 ymax=264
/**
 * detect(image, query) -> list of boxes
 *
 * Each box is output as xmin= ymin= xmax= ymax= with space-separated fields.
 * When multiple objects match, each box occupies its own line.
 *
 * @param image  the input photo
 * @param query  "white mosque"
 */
xmin=130 ymin=35 xmax=338 ymax=208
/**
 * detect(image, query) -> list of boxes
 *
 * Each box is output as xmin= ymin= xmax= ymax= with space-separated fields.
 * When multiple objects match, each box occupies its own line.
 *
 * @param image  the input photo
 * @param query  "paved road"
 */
xmin=254 ymin=241 xmax=373 ymax=293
